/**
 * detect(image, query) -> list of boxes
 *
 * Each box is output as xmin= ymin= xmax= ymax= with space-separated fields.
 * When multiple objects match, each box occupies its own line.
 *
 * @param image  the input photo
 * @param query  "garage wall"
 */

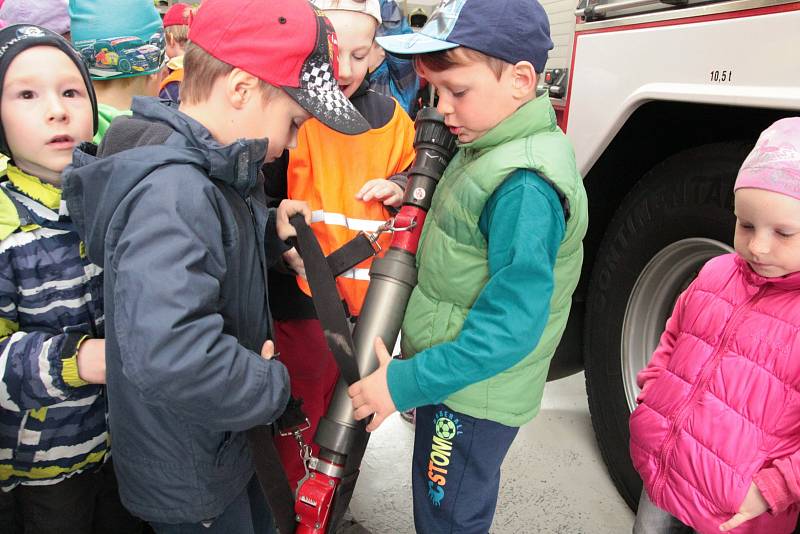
xmin=541 ymin=0 xmax=578 ymax=70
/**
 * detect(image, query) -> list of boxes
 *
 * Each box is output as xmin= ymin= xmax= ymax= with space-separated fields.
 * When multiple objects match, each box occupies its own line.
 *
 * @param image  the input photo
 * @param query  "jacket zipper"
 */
xmin=243 ymin=195 xmax=270 ymax=315
xmin=651 ymin=285 xmax=765 ymax=502
xmin=243 ymin=196 xmax=265 ymax=273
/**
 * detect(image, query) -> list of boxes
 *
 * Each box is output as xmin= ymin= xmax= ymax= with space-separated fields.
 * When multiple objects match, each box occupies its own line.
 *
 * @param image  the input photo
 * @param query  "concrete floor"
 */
xmin=348 ymin=372 xmax=634 ymax=533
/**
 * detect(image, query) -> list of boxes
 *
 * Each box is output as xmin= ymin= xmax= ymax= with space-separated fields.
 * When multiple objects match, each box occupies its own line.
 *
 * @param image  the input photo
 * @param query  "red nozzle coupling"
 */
xmin=295 ymin=471 xmax=338 ymax=533
xmin=390 ymin=207 xmax=427 ymax=254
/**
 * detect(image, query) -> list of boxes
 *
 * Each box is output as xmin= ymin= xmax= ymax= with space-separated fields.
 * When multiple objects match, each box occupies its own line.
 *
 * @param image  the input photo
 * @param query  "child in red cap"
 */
xmin=159 ymin=2 xmax=192 ymax=103
xmin=61 ymin=0 xmax=367 ymax=531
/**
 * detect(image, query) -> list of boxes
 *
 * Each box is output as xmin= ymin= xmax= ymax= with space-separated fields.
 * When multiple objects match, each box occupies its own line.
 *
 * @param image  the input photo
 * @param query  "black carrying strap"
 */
xmin=276 ymin=396 xmax=308 ymax=432
xmin=288 ymin=215 xmax=380 ymax=533
xmin=245 ymin=205 xmax=306 ymax=534
xmin=325 ymin=233 xmax=378 ymax=278
xmin=246 ymin=426 xmax=296 ymax=534
xmin=244 ymin=215 xmax=372 ymax=534
xmin=244 ymin=198 xmax=298 ymax=534
xmin=289 ymin=214 xmax=361 ymax=386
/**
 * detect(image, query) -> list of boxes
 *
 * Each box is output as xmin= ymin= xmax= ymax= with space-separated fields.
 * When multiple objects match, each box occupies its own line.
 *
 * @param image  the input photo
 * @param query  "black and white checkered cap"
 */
xmin=283 ymin=11 xmax=369 ymax=135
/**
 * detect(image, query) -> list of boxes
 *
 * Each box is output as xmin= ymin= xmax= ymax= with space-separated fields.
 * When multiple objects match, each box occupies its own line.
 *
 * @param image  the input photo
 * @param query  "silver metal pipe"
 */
xmin=576 ymin=0 xmax=667 ymax=17
xmin=314 ymin=250 xmax=417 ymax=453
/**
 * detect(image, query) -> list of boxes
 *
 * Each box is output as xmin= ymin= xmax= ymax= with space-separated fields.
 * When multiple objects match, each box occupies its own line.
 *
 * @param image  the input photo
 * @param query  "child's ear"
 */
xmin=510 ymin=61 xmax=537 ymax=99
xmin=226 ymin=68 xmax=261 ymax=110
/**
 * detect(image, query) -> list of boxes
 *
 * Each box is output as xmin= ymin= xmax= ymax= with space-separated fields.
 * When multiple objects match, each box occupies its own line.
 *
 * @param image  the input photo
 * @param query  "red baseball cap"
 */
xmin=163 ymin=2 xmax=191 ymax=28
xmin=189 ymin=0 xmax=369 ymax=135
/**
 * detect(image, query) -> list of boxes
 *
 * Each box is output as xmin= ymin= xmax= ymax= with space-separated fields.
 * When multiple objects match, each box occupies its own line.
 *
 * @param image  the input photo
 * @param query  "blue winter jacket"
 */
xmin=0 ymin=166 xmax=106 ymax=491
xmin=62 ymin=97 xmax=290 ymax=523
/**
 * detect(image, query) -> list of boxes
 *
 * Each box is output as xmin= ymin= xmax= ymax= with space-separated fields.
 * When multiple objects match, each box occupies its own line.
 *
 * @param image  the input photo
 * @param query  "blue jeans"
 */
xmin=411 ymin=404 xmax=518 ymax=534
xmin=633 ymin=489 xmax=695 ymax=534
xmin=150 ymin=476 xmax=274 ymax=534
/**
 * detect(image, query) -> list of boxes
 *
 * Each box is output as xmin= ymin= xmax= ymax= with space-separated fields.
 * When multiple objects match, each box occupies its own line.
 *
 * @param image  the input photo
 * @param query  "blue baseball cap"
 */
xmin=376 ymin=0 xmax=553 ymax=73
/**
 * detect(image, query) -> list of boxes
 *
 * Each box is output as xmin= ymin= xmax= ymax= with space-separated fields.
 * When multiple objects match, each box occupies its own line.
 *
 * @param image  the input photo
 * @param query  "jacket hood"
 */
xmin=63 ymin=96 xmax=268 ymax=266
xmin=93 ymin=102 xmax=131 ymax=143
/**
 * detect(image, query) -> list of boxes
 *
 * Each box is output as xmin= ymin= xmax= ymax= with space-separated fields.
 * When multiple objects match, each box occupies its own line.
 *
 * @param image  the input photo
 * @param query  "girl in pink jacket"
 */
xmin=630 ymin=117 xmax=800 ymax=534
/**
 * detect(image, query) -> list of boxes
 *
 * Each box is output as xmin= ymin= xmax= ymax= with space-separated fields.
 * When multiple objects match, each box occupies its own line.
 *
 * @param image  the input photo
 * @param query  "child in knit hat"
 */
xmin=69 ymin=0 xmax=166 ymax=141
xmin=630 ymin=117 xmax=800 ymax=534
xmin=0 ymin=24 xmax=142 ymax=534
xmin=0 ymin=0 xmax=70 ymax=38
xmin=0 ymin=0 xmax=72 ymax=173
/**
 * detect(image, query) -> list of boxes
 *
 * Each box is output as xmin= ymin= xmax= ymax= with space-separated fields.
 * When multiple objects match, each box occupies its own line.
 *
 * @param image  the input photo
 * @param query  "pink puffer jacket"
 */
xmin=630 ymin=254 xmax=800 ymax=534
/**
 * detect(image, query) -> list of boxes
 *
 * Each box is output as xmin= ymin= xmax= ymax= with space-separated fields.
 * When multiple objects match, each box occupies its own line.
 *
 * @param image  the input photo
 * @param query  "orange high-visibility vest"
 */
xmin=159 ymin=67 xmax=184 ymax=94
xmin=288 ymin=100 xmax=416 ymax=315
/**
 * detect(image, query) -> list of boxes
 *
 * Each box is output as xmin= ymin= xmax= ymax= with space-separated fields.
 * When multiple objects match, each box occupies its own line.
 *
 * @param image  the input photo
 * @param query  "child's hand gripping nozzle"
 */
xmin=291 ymin=108 xmax=457 ymax=533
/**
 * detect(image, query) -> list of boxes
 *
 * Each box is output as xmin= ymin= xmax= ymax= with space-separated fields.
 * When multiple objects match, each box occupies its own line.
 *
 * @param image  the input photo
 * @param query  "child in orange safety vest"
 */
xmin=265 ymin=0 xmax=416 ymax=490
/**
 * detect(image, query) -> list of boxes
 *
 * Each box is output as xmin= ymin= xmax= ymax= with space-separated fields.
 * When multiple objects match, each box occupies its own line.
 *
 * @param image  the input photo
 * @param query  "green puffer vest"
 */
xmin=400 ymin=96 xmax=588 ymax=426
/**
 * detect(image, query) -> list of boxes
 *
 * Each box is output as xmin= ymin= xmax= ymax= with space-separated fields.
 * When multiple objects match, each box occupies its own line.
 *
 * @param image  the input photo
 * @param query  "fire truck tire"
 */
xmin=583 ymin=142 xmax=752 ymax=510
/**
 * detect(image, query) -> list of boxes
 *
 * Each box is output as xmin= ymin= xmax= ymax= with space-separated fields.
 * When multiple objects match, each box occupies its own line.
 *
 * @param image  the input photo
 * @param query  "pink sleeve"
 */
xmin=754 ymin=464 xmax=798 ymax=514
xmin=636 ymin=287 xmax=690 ymax=390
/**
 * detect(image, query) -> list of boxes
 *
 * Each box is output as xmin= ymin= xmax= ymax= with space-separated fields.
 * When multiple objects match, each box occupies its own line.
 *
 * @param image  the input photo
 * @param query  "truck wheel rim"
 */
xmin=621 ymin=238 xmax=733 ymax=412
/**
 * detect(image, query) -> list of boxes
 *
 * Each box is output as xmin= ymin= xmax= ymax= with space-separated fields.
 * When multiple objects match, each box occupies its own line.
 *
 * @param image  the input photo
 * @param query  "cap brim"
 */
xmin=376 ymin=33 xmax=459 ymax=58
xmin=283 ymin=86 xmax=370 ymax=135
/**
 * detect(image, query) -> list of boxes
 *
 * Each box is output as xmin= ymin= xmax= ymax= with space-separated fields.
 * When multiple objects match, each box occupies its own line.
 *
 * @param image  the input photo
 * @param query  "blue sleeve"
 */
xmin=386 ymin=169 xmax=566 ymax=410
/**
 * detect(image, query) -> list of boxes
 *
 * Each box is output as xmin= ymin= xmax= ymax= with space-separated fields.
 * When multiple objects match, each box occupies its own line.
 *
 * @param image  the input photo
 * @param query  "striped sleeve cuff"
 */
xmin=60 ymin=334 xmax=91 ymax=388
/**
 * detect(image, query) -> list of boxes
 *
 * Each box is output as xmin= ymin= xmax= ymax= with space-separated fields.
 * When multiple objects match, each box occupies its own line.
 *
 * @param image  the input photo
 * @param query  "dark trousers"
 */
xmin=0 ymin=459 xmax=144 ymax=534
xmin=411 ymin=404 xmax=518 ymax=534
xmin=149 ymin=476 xmax=274 ymax=534
xmin=633 ymin=489 xmax=695 ymax=534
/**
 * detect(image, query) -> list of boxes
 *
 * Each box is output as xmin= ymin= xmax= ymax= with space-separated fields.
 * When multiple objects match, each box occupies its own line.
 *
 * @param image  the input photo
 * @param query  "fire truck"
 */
xmin=532 ymin=0 xmax=800 ymax=510
xmin=169 ymin=0 xmax=800 ymax=515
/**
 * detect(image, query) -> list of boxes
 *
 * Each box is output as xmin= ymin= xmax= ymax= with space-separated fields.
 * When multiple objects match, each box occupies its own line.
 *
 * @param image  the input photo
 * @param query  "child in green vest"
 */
xmin=347 ymin=0 xmax=589 ymax=531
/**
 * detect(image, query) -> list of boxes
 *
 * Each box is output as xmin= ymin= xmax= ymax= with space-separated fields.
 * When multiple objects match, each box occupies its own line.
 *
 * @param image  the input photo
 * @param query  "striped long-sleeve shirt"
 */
xmin=0 ymin=165 xmax=106 ymax=491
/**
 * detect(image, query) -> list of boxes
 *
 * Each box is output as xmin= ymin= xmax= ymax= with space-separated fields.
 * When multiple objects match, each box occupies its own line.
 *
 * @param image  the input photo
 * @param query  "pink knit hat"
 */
xmin=0 ymin=0 xmax=69 ymax=36
xmin=735 ymin=117 xmax=800 ymax=200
